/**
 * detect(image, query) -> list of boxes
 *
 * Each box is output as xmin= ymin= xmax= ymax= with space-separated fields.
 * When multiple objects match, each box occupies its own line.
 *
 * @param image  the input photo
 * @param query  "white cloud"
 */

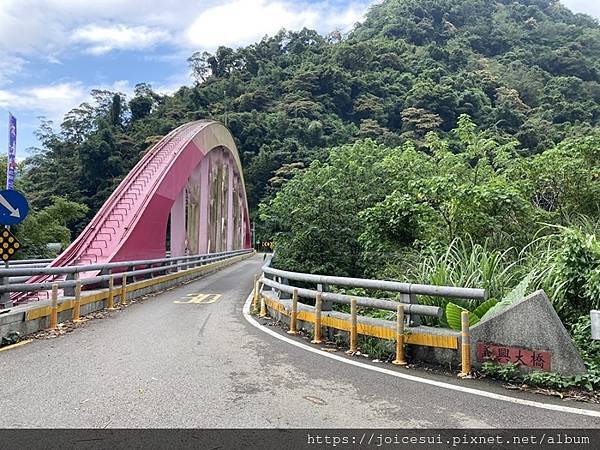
xmin=562 ymin=0 xmax=600 ymax=19
xmin=0 ymin=0 xmax=195 ymax=56
xmin=0 ymin=80 xmax=133 ymax=123
xmin=187 ymin=0 xmax=310 ymax=48
xmin=0 ymin=82 xmax=87 ymax=121
xmin=0 ymin=3 xmax=65 ymax=54
xmin=72 ymin=24 xmax=171 ymax=54
xmin=185 ymin=0 xmax=368 ymax=48
xmin=0 ymin=53 xmax=26 ymax=85
xmin=0 ymin=0 xmax=370 ymax=58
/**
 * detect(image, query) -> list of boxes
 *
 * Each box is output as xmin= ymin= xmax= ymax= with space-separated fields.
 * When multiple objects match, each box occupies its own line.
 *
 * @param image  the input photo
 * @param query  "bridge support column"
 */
xmin=198 ymin=156 xmax=210 ymax=254
xmin=170 ymin=188 xmax=187 ymax=257
xmin=227 ymin=160 xmax=234 ymax=251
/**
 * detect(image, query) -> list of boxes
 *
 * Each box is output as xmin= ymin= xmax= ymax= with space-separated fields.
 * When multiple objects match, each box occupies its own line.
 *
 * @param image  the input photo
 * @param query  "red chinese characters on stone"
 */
xmin=476 ymin=342 xmax=551 ymax=371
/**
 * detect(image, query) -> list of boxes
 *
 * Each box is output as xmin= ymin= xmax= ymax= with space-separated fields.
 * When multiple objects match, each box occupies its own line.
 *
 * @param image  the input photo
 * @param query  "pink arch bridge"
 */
xmin=27 ymin=120 xmax=251 ymax=287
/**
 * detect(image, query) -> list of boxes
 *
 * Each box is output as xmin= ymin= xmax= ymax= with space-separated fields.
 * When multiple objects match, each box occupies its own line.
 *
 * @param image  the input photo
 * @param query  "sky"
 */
xmin=0 ymin=0 xmax=597 ymax=157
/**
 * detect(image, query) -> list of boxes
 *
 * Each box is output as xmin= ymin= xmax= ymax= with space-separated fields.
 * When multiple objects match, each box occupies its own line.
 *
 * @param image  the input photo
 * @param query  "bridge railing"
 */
xmin=7 ymin=259 xmax=54 ymax=266
xmin=4 ymin=259 xmax=54 ymax=285
xmin=259 ymin=257 xmax=487 ymax=326
xmin=0 ymin=249 xmax=252 ymax=307
xmin=257 ymin=256 xmax=487 ymax=374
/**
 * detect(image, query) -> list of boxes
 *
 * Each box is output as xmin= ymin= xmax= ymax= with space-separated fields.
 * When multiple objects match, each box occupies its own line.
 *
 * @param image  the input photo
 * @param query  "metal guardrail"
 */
xmin=259 ymin=257 xmax=488 ymax=326
xmin=0 ymin=249 xmax=252 ymax=306
xmin=0 ymin=250 xmax=246 ymax=278
xmin=7 ymin=259 xmax=53 ymax=266
xmin=4 ymin=259 xmax=53 ymax=284
xmin=262 ymin=265 xmax=488 ymax=300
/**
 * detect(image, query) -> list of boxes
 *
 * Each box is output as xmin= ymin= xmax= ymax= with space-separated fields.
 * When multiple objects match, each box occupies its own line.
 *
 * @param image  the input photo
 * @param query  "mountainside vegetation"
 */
xmin=17 ymin=0 xmax=600 ymax=229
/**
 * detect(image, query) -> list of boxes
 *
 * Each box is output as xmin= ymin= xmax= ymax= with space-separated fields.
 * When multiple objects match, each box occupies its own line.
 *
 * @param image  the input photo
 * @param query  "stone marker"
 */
xmin=470 ymin=290 xmax=586 ymax=376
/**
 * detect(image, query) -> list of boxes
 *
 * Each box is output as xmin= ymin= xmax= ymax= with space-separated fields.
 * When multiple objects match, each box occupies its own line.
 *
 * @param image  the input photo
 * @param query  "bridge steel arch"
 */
xmin=44 ymin=120 xmax=250 ymax=271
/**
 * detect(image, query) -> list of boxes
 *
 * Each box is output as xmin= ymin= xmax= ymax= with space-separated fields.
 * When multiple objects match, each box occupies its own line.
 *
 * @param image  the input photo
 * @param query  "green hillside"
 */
xmin=21 ymin=0 xmax=600 ymax=220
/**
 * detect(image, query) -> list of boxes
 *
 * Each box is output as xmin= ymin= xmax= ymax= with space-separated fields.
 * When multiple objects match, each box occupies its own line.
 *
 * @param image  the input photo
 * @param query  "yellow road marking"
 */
xmin=0 ymin=339 xmax=32 ymax=353
xmin=175 ymin=293 xmax=222 ymax=304
xmin=202 ymin=294 xmax=222 ymax=304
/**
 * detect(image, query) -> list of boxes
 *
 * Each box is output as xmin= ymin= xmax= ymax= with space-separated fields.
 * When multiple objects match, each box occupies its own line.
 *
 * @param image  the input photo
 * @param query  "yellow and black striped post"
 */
xmin=311 ymin=292 xmax=322 ymax=344
xmin=72 ymin=280 xmax=82 ymax=322
xmin=392 ymin=304 xmax=407 ymax=366
xmin=120 ymin=274 xmax=127 ymax=306
xmin=49 ymin=284 xmax=58 ymax=329
xmin=107 ymin=276 xmax=115 ymax=310
xmin=347 ymin=298 xmax=358 ymax=353
xmin=287 ymin=288 xmax=298 ymax=335
xmin=459 ymin=310 xmax=471 ymax=377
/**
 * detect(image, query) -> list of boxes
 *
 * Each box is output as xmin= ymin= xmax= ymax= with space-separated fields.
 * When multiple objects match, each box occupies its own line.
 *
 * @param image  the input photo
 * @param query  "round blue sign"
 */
xmin=0 ymin=190 xmax=29 ymax=225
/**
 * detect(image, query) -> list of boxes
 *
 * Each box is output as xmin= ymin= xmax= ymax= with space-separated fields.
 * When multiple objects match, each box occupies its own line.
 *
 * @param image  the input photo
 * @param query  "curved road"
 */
xmin=1 ymin=255 xmax=599 ymax=428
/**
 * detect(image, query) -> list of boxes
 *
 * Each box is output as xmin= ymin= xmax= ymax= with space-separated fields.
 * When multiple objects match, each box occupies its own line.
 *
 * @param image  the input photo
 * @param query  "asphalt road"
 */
xmin=1 ymin=254 xmax=599 ymax=428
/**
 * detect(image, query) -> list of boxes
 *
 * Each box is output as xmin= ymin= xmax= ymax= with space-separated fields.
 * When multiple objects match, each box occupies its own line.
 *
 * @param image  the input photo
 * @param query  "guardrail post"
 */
xmin=127 ymin=266 xmax=134 ymax=283
xmin=392 ymin=304 xmax=407 ymax=366
xmin=592 ymin=310 xmax=600 ymax=340
xmin=311 ymin=292 xmax=322 ymax=344
xmin=252 ymin=275 xmax=260 ymax=313
xmin=347 ymin=298 xmax=358 ymax=353
xmin=259 ymin=290 xmax=268 ymax=317
xmin=107 ymin=276 xmax=115 ymax=310
xmin=98 ymin=268 xmax=110 ymax=288
xmin=64 ymin=272 xmax=77 ymax=296
xmin=0 ymin=273 xmax=11 ymax=310
xmin=317 ymin=283 xmax=332 ymax=311
xmin=279 ymin=277 xmax=291 ymax=299
xmin=72 ymin=280 xmax=82 ymax=322
xmin=459 ymin=310 xmax=471 ymax=377
xmin=401 ymin=293 xmax=420 ymax=327
xmin=50 ymin=284 xmax=58 ymax=330
xmin=263 ymin=272 xmax=274 ymax=292
xmin=287 ymin=288 xmax=298 ymax=335
xmin=120 ymin=274 xmax=127 ymax=306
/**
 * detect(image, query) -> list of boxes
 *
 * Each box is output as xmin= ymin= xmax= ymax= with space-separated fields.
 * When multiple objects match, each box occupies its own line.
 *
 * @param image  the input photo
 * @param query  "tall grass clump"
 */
xmin=383 ymin=237 xmax=521 ymax=325
xmin=381 ymin=225 xmax=599 ymax=328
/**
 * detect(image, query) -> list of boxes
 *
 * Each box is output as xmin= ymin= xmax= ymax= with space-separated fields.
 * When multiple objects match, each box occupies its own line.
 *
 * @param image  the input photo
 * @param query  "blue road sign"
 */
xmin=0 ymin=190 xmax=29 ymax=225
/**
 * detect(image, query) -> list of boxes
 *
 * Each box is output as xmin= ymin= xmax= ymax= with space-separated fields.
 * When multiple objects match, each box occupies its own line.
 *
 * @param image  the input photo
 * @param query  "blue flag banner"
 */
xmin=7 ymin=113 xmax=16 ymax=190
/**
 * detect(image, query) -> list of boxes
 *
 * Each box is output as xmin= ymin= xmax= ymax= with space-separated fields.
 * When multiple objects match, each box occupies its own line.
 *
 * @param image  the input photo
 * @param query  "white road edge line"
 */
xmin=242 ymin=291 xmax=600 ymax=418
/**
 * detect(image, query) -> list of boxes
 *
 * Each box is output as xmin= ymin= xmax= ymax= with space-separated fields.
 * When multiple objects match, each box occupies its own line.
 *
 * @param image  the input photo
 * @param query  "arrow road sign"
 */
xmin=0 ymin=190 xmax=29 ymax=225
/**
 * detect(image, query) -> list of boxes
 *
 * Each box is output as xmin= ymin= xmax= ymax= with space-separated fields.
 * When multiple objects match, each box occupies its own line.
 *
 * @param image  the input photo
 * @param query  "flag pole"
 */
xmin=5 ymin=113 xmax=17 ymax=261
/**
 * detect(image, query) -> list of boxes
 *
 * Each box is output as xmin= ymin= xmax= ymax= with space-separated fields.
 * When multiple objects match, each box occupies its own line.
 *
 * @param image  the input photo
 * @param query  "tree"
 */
xmin=109 ymin=94 xmax=123 ymax=127
xmin=14 ymin=197 xmax=89 ymax=258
